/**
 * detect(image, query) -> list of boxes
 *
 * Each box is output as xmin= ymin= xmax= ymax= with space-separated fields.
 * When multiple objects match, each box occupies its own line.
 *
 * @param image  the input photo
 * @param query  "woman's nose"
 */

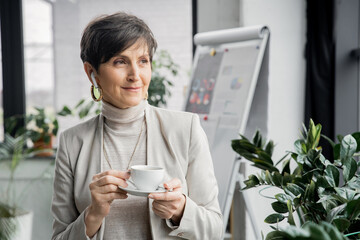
xmin=127 ymin=64 xmax=140 ymax=82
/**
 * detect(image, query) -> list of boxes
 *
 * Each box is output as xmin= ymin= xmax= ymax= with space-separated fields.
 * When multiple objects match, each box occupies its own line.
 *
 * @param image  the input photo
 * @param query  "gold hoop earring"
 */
xmin=91 ymin=85 xmax=103 ymax=102
xmin=144 ymin=91 xmax=148 ymax=100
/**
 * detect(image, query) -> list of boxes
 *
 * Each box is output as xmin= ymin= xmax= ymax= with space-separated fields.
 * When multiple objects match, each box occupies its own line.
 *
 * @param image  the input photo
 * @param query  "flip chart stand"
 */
xmin=223 ymin=160 xmax=261 ymax=239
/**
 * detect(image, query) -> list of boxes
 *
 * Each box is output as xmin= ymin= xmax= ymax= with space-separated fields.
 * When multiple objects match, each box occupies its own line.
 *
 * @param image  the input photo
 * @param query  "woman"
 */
xmin=52 ymin=12 xmax=223 ymax=240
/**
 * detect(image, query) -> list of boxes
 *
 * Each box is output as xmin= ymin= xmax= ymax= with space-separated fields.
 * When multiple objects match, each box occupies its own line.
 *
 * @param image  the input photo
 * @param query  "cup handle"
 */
xmin=127 ymin=179 xmax=136 ymax=187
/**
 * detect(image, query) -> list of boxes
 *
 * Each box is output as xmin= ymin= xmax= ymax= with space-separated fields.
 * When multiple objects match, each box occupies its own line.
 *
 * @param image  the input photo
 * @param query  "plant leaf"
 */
xmin=351 ymin=132 xmax=360 ymax=152
xmin=343 ymin=158 xmax=357 ymax=182
xmin=326 ymin=204 xmax=346 ymax=223
xmin=335 ymin=187 xmax=357 ymax=202
xmin=345 ymin=198 xmax=360 ymax=220
xmin=285 ymin=183 xmax=304 ymax=197
xmin=281 ymin=159 xmax=291 ymax=175
xmin=0 ymin=205 xmax=17 ymax=240
xmin=324 ymin=165 xmax=340 ymax=187
xmin=275 ymin=193 xmax=292 ymax=204
xmin=265 ymin=231 xmax=288 ymax=240
xmin=333 ymin=143 xmax=340 ymax=160
xmin=294 ymin=139 xmax=305 ymax=155
xmin=272 ymin=172 xmax=283 ymax=187
xmin=265 ymin=231 xmax=289 ymax=240
xmin=347 ymin=177 xmax=360 ymax=190
xmin=303 ymin=223 xmax=331 ymax=240
xmin=43 ymin=134 xmax=51 ymax=144
xmin=265 ymin=170 xmax=273 ymax=184
xmin=257 ymin=151 xmax=274 ymax=165
xmin=57 ymin=106 xmax=72 ymax=116
xmin=340 ymin=135 xmax=357 ymax=163
xmin=333 ymin=218 xmax=350 ymax=232
xmin=264 ymin=213 xmax=285 ymax=224
xmin=287 ymin=200 xmax=295 ymax=226
xmin=321 ymin=221 xmax=348 ymax=239
xmin=265 ymin=140 xmax=274 ymax=156
xmin=78 ymin=101 xmax=95 ymax=119
xmin=278 ymin=225 xmax=311 ymax=238
xmin=74 ymin=99 xmax=85 ymax=109
xmin=306 ymin=119 xmax=322 ymax=151
xmin=271 ymin=201 xmax=288 ymax=214
xmin=282 ymin=173 xmax=293 ymax=186
xmin=252 ymin=159 xmax=279 ymax=172
xmin=252 ymin=130 xmax=263 ymax=148
xmin=243 ymin=174 xmax=260 ymax=189
xmin=304 ymin=180 xmax=316 ymax=201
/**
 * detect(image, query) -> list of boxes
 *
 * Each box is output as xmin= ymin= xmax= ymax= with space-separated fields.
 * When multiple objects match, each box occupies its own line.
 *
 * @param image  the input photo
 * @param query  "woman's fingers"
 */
xmin=151 ymin=195 xmax=184 ymax=220
xmin=93 ymin=191 xmax=128 ymax=203
xmin=102 ymin=192 xmax=128 ymax=201
xmin=88 ymin=171 xmax=130 ymax=220
xmin=93 ymin=170 xmax=130 ymax=181
xmin=150 ymin=192 xmax=183 ymax=210
xmin=152 ymin=206 xmax=171 ymax=219
xmin=163 ymin=178 xmax=182 ymax=191
xmin=149 ymin=191 xmax=182 ymax=201
xmin=89 ymin=170 xmax=130 ymax=205
xmin=95 ymin=184 xmax=127 ymax=194
xmin=149 ymin=178 xmax=186 ymax=222
xmin=95 ymin=175 xmax=128 ymax=188
xmin=152 ymin=199 xmax=177 ymax=211
xmin=90 ymin=184 xmax=127 ymax=207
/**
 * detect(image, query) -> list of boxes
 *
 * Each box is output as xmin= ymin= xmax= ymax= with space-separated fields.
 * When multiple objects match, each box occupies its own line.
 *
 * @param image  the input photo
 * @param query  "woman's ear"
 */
xmin=83 ymin=62 xmax=98 ymax=86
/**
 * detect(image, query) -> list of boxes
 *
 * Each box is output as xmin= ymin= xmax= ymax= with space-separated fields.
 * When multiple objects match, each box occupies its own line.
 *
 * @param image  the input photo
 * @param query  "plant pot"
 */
xmin=11 ymin=211 xmax=33 ymax=240
xmin=33 ymin=135 xmax=53 ymax=157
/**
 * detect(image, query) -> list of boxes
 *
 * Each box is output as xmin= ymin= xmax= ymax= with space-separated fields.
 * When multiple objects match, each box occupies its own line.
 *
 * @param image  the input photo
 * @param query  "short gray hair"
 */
xmin=80 ymin=12 xmax=158 ymax=72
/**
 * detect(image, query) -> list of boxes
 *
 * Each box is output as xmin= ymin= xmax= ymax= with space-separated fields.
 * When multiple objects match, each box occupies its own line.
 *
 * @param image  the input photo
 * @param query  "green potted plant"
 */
xmin=0 ymin=132 xmax=53 ymax=240
xmin=5 ymin=107 xmax=59 ymax=157
xmin=26 ymin=107 xmax=58 ymax=157
xmin=148 ymin=49 xmax=178 ymax=107
xmin=26 ymin=107 xmax=58 ymax=144
xmin=231 ymin=119 xmax=360 ymax=240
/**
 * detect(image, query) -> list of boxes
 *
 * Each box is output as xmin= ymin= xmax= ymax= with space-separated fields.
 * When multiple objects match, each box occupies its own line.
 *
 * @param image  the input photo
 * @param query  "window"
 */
xmin=23 ymin=0 xmax=54 ymax=113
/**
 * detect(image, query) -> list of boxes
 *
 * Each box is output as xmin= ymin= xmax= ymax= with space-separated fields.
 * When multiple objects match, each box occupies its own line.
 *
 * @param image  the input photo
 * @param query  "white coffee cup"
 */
xmin=130 ymin=165 xmax=164 ymax=191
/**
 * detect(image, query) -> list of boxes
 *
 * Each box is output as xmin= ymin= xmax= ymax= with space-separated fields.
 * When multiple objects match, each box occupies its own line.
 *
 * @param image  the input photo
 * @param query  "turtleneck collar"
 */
xmin=101 ymin=100 xmax=147 ymax=125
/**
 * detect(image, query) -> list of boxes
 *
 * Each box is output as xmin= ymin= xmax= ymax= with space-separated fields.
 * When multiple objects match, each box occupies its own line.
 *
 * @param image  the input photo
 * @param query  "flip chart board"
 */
xmin=184 ymin=26 xmax=270 ymax=232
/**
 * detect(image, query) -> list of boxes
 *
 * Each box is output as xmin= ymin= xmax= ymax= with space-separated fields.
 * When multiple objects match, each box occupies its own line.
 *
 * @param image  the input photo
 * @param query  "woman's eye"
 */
xmin=140 ymin=59 xmax=149 ymax=64
xmin=114 ymin=59 xmax=126 ymax=65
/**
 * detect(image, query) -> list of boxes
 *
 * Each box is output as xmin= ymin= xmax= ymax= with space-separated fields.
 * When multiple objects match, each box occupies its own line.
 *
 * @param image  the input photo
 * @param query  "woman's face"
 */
xmin=95 ymin=40 xmax=151 ymax=109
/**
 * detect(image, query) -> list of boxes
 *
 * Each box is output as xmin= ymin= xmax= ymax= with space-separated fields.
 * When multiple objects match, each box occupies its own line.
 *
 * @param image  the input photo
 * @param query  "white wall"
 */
xmin=240 ymin=0 xmax=307 ymax=238
xmin=197 ymin=0 xmax=240 ymax=33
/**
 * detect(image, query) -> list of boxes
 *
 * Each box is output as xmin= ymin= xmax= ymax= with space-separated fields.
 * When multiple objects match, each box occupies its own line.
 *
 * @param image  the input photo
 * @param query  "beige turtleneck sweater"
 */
xmin=101 ymin=100 xmax=152 ymax=240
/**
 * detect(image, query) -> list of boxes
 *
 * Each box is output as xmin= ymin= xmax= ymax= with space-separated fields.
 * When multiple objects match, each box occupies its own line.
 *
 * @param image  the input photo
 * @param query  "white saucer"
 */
xmin=118 ymin=180 xmax=166 ymax=197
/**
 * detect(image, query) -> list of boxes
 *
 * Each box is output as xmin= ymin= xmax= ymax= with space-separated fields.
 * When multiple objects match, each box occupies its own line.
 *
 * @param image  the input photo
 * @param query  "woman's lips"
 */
xmin=122 ymin=87 xmax=142 ymax=92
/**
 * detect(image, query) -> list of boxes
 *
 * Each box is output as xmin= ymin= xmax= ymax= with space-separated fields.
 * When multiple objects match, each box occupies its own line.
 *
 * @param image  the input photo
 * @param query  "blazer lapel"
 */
xmin=76 ymin=115 xmax=103 ymax=212
xmin=145 ymin=106 xmax=172 ymax=171
xmin=98 ymin=114 xmax=104 ymax=172
xmin=145 ymin=106 xmax=153 ymax=167
xmin=146 ymin=106 xmax=163 ymax=239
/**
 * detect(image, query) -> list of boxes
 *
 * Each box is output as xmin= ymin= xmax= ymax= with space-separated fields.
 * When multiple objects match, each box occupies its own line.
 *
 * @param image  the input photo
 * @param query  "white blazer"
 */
xmin=51 ymin=105 xmax=223 ymax=240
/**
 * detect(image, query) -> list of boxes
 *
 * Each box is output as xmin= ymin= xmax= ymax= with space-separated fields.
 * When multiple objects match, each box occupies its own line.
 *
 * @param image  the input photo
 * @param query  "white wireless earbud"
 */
xmin=91 ymin=73 xmax=99 ymax=88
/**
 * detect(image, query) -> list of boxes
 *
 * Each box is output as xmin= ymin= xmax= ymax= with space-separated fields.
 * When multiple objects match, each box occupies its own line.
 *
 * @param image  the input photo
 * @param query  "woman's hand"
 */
xmin=148 ymin=178 xmax=186 ymax=225
xmin=85 ymin=170 xmax=130 ymax=237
